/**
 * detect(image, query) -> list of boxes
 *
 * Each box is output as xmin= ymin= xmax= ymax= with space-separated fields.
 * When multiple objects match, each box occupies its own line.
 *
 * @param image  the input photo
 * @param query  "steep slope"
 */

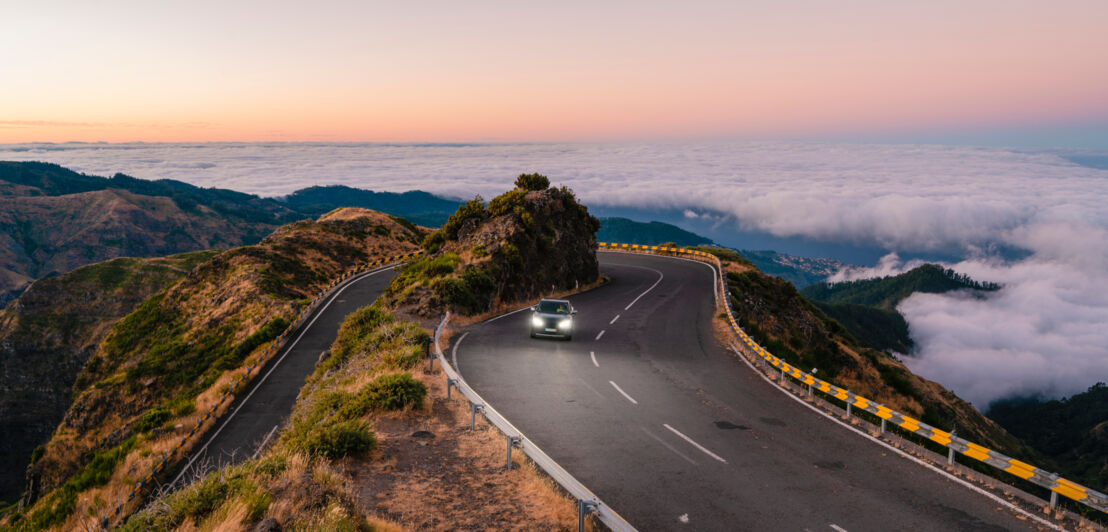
xmin=0 ymin=251 xmax=217 ymax=506
xmin=713 ymin=251 xmax=1032 ymax=459
xmin=988 ymin=383 xmax=1108 ymax=491
xmin=388 ymin=174 xmax=600 ymax=318
xmin=13 ymin=209 xmax=421 ymax=530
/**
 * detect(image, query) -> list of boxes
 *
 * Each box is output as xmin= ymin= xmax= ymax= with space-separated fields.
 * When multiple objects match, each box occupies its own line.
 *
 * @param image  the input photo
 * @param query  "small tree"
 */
xmin=515 ymin=173 xmax=549 ymax=191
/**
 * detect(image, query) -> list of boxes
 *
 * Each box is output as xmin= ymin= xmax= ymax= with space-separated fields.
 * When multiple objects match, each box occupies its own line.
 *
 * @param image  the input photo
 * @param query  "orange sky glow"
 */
xmin=2 ymin=1 xmax=1107 ymax=143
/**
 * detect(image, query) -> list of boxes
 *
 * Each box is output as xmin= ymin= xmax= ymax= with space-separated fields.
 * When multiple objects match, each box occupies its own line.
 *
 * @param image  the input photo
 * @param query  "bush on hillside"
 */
xmin=514 ymin=173 xmax=550 ymax=191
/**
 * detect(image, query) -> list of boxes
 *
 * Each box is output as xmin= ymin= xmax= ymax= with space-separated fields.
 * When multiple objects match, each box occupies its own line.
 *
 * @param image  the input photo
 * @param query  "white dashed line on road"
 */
xmin=590 ymin=351 xmax=599 ymax=367
xmin=829 ymin=524 xmax=848 ymax=532
xmin=641 ymin=427 xmax=697 ymax=465
xmin=595 ymin=330 xmax=605 ymax=341
xmin=664 ymin=423 xmax=727 ymax=463
xmin=610 ymin=314 xmax=620 ymax=324
xmin=610 ymin=380 xmax=638 ymax=404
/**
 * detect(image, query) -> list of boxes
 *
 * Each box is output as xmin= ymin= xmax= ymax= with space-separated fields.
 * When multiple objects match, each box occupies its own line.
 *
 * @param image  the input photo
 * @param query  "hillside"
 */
xmin=387 ymin=173 xmax=600 ymax=318
xmin=988 ymin=383 xmax=1108 ymax=491
xmin=11 ymin=208 xmax=421 ymax=530
xmin=281 ymin=185 xmax=462 ymax=227
xmin=0 ymin=162 xmax=462 ymax=304
xmin=0 ymin=251 xmax=217 ymax=506
xmin=711 ymin=251 xmax=1033 ymax=461
xmin=595 ymin=217 xmax=713 ymax=247
xmin=800 ymin=264 xmax=1000 ymax=353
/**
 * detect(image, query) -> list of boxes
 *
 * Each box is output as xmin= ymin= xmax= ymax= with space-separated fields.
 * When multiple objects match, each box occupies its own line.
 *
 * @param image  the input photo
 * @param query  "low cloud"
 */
xmin=1 ymin=141 xmax=1105 ymax=405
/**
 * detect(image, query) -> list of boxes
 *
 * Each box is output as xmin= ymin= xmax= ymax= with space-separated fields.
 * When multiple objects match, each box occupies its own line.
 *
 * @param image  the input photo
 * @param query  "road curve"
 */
xmin=453 ymin=251 xmax=1042 ymax=532
xmin=170 ymin=266 xmax=397 ymax=487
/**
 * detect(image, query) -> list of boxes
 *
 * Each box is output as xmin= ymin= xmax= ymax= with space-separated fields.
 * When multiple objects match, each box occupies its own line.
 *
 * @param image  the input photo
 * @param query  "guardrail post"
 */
xmin=578 ymin=500 xmax=597 ymax=532
xmin=846 ymin=403 xmax=852 ymax=417
xmin=506 ymin=435 xmax=521 ymax=469
xmin=881 ymin=418 xmax=887 ymax=433
xmin=1050 ymin=490 xmax=1058 ymax=509
xmin=471 ymin=403 xmax=483 ymax=430
xmin=947 ymin=447 xmax=955 ymax=465
xmin=447 ymin=378 xmax=457 ymax=400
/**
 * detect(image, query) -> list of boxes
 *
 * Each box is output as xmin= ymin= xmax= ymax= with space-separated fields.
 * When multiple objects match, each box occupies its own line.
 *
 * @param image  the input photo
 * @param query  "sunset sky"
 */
xmin=2 ymin=1 xmax=1107 ymax=145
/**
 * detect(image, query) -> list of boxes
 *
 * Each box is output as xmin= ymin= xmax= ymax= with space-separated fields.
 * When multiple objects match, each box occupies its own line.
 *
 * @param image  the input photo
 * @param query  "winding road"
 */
xmin=169 ymin=265 xmax=397 ymax=487
xmin=452 ymin=251 xmax=1044 ymax=531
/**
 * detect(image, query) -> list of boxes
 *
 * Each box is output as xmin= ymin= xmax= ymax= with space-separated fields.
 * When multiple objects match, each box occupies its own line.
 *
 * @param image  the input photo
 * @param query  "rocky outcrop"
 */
xmin=387 ymin=176 xmax=599 ymax=318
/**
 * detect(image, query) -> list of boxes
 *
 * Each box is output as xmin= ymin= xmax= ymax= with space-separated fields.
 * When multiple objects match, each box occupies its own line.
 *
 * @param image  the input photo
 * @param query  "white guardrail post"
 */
xmin=432 ymin=312 xmax=639 ymax=532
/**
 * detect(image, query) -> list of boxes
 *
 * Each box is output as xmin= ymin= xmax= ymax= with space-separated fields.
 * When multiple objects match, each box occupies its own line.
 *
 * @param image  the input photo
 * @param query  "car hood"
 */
xmin=534 ymin=312 xmax=572 ymax=320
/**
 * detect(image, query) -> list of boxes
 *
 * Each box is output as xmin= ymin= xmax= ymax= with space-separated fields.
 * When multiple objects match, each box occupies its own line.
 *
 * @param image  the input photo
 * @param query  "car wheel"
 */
xmin=530 ymin=331 xmax=537 ymax=338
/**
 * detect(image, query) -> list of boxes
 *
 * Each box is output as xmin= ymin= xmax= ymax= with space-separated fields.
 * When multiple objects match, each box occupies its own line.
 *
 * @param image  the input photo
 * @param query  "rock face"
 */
xmin=388 ymin=180 xmax=600 ymax=318
xmin=0 ymin=251 xmax=217 ymax=504
xmin=23 ymin=209 xmax=421 ymax=508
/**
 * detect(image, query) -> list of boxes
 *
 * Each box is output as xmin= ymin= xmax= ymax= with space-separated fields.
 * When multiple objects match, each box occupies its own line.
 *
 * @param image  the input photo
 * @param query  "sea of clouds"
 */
xmin=2 ymin=141 xmax=1105 ymax=407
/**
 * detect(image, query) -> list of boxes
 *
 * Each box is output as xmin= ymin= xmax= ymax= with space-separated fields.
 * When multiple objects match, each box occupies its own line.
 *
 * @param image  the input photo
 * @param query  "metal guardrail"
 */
xmin=432 ymin=313 xmax=637 ymax=532
xmin=98 ymin=250 xmax=423 ymax=529
xmin=597 ymin=242 xmax=1108 ymax=515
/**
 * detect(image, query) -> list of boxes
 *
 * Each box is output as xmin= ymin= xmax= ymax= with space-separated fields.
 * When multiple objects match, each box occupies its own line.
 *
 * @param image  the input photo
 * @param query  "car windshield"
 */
xmin=537 ymin=301 xmax=570 ymax=314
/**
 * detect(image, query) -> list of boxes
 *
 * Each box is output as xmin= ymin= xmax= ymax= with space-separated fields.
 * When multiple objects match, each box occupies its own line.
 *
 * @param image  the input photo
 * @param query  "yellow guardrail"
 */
xmin=597 ymin=242 xmax=1107 ymax=515
xmin=99 ymin=250 xmax=424 ymax=529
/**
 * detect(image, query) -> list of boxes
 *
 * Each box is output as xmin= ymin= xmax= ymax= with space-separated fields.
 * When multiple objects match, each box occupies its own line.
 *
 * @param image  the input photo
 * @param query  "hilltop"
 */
xmin=0 ymin=162 xmax=461 ymax=304
xmin=12 ymin=208 xmax=421 ymax=530
xmin=387 ymin=173 xmax=600 ymax=319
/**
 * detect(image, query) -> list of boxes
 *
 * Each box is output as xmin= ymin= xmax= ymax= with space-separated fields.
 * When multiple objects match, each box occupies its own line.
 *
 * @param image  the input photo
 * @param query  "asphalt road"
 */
xmin=453 ymin=251 xmax=1045 ymax=532
xmin=169 ymin=266 xmax=397 ymax=487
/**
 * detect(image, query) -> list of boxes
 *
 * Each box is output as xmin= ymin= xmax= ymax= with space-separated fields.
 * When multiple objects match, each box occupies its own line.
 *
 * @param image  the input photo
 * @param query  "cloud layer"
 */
xmin=2 ymin=141 xmax=1105 ymax=406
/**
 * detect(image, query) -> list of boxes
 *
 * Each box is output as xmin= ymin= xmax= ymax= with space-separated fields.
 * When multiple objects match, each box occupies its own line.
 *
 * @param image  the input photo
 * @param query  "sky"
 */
xmin=2 ymin=1 xmax=1108 ymax=146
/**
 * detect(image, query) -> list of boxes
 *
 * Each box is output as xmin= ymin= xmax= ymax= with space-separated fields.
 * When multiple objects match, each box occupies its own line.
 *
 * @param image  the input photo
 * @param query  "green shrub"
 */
xmin=305 ymin=420 xmax=376 ymax=459
xmin=134 ymin=407 xmax=172 ymax=433
xmin=488 ymin=188 xmax=527 ymax=217
xmin=442 ymin=196 xmax=486 ymax=239
xmin=361 ymin=373 xmax=427 ymax=411
xmin=472 ymin=244 xmax=487 ymax=257
xmin=515 ymin=173 xmax=550 ymax=191
xmin=422 ymin=229 xmax=446 ymax=252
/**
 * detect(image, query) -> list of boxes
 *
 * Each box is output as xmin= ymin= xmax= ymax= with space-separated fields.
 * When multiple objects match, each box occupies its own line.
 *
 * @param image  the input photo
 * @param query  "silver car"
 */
xmin=529 ymin=298 xmax=576 ymax=340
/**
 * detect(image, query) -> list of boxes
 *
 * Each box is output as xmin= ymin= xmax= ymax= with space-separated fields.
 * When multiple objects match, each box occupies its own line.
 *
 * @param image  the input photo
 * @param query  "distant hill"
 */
xmin=801 ymin=265 xmax=999 ymax=354
xmin=801 ymin=264 xmax=1000 ymax=310
xmin=739 ymin=250 xmax=843 ymax=287
xmin=281 ymin=185 xmax=462 ymax=227
xmin=0 ymin=162 xmax=463 ymax=303
xmin=596 ymin=217 xmax=713 ymax=247
xmin=988 ymin=383 xmax=1108 ymax=491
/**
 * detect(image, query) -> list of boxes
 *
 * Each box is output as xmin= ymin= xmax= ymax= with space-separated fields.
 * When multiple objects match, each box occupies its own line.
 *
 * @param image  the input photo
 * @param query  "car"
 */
xmin=529 ymin=298 xmax=576 ymax=340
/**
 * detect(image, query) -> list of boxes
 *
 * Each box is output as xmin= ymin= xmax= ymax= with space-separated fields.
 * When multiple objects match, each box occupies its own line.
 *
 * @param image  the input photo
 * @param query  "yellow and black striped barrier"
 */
xmin=99 ymin=249 xmax=425 ymax=529
xmin=598 ymin=242 xmax=1108 ymax=515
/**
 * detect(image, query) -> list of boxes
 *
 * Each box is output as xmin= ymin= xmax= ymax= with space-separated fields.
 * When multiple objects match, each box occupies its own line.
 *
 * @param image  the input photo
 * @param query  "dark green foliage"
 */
xmin=596 ymin=217 xmax=713 ymax=247
xmin=432 ymin=265 xmax=496 ymax=314
xmin=422 ymin=230 xmax=447 ymax=252
xmin=357 ymin=373 xmax=427 ymax=412
xmin=386 ymin=253 xmax=461 ymax=296
xmin=514 ymin=173 xmax=550 ymax=191
xmin=281 ymin=185 xmax=462 ymax=227
xmin=441 ymin=197 xmax=487 ymax=239
xmin=813 ymin=301 xmax=912 ymax=353
xmin=988 ymin=383 xmax=1108 ymax=490
xmin=304 ymin=420 xmax=376 ymax=459
xmin=488 ymin=189 xmax=527 ymax=217
xmin=801 ymin=264 xmax=1000 ymax=311
xmin=134 ymin=407 xmax=172 ymax=433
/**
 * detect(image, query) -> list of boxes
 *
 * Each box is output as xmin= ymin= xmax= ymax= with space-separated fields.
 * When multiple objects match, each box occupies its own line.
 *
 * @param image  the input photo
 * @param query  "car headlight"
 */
xmin=558 ymin=318 xmax=572 ymax=329
xmin=532 ymin=316 xmax=543 ymax=327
